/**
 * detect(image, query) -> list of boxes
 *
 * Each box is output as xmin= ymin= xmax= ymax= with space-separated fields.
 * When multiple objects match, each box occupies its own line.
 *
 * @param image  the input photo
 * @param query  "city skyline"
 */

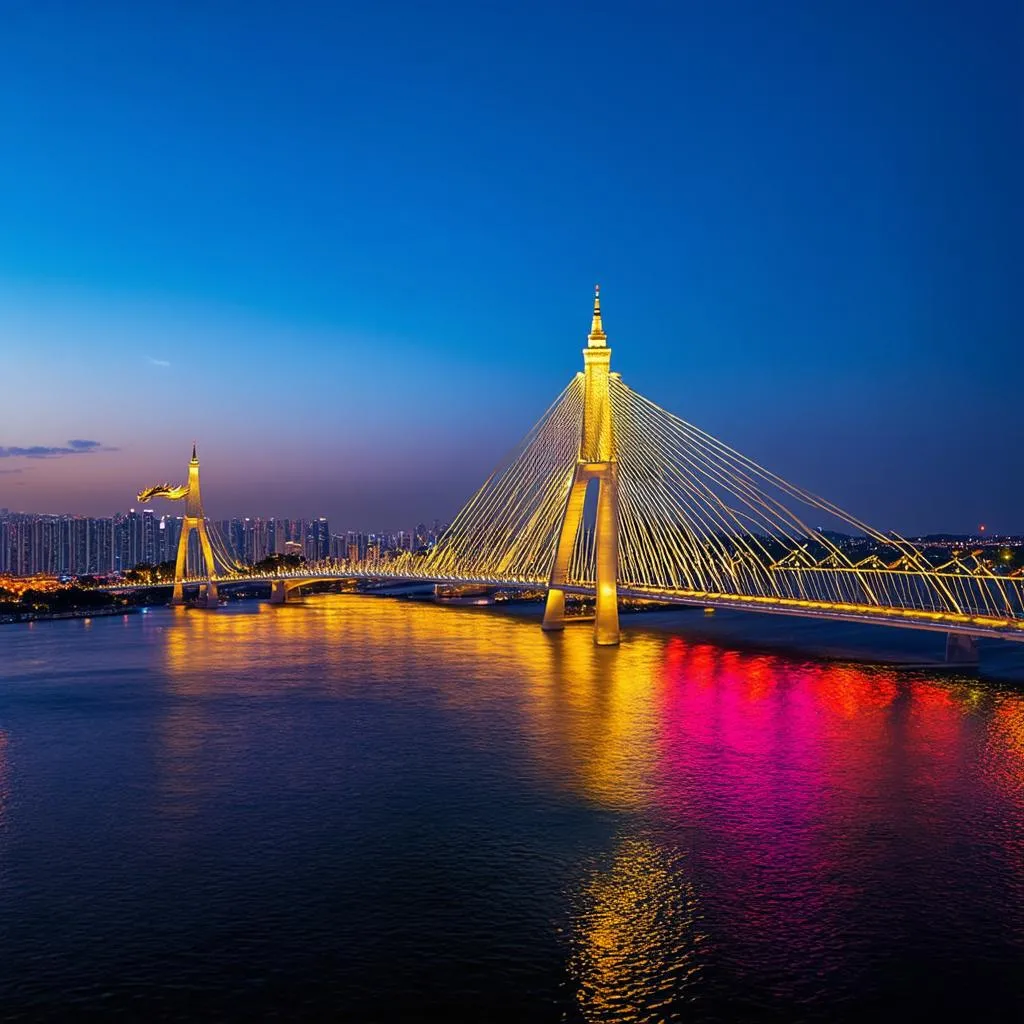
xmin=0 ymin=506 xmax=449 ymax=578
xmin=2 ymin=2 xmax=1021 ymax=533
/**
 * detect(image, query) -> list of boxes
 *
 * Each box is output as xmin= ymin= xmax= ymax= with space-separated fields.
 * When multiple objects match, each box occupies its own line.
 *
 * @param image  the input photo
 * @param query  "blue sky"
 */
xmin=0 ymin=0 xmax=1020 ymax=531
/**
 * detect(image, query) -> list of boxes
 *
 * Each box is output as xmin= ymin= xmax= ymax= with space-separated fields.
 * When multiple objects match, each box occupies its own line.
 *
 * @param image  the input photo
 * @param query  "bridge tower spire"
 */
xmin=138 ymin=444 xmax=220 ymax=607
xmin=542 ymin=285 xmax=620 ymax=644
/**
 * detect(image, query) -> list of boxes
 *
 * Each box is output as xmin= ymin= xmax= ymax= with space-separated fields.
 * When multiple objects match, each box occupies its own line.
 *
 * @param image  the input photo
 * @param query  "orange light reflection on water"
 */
xmin=162 ymin=598 xmax=672 ymax=810
xmin=568 ymin=837 xmax=705 ymax=1022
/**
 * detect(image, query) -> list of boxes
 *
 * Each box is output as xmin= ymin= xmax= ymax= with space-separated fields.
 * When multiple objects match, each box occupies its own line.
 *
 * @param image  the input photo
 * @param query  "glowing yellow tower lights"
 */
xmin=542 ymin=285 xmax=622 ymax=645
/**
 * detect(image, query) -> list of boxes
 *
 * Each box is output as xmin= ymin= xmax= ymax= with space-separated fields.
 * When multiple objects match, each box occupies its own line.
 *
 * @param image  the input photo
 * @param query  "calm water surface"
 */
xmin=1 ymin=597 xmax=1023 ymax=1021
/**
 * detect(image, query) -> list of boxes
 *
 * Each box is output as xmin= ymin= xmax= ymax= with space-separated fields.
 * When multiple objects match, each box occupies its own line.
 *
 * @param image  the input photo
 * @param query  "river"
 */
xmin=1 ymin=597 xmax=1023 ymax=1021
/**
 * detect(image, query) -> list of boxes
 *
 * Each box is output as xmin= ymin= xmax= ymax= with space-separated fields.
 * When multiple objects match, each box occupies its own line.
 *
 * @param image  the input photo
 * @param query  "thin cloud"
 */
xmin=0 ymin=440 xmax=115 ymax=459
xmin=147 ymin=357 xmax=171 ymax=367
xmin=0 ymin=468 xmax=25 ymax=474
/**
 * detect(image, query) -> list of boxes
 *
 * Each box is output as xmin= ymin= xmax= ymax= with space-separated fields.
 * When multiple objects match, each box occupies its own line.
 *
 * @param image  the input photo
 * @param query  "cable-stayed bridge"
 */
xmin=123 ymin=289 xmax=1024 ymax=657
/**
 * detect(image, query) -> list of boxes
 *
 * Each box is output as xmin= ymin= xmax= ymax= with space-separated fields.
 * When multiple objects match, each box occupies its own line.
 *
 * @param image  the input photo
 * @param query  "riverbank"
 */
xmin=0 ymin=606 xmax=142 ymax=625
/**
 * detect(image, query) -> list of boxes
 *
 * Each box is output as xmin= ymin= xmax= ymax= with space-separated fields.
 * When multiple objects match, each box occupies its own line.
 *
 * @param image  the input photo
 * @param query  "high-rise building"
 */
xmin=315 ymin=517 xmax=330 ymax=560
xmin=161 ymin=516 xmax=182 ymax=566
xmin=90 ymin=517 xmax=114 ymax=573
xmin=142 ymin=509 xmax=156 ymax=564
xmin=114 ymin=510 xmax=143 ymax=571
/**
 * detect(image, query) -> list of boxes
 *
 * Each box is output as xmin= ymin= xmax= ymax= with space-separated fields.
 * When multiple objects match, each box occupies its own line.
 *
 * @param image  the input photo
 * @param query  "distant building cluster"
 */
xmin=215 ymin=516 xmax=445 ymax=564
xmin=0 ymin=508 xmax=447 ymax=577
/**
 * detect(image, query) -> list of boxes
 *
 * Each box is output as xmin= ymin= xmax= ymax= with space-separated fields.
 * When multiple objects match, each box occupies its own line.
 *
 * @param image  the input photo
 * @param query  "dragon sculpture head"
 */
xmin=137 ymin=482 xmax=190 ymax=503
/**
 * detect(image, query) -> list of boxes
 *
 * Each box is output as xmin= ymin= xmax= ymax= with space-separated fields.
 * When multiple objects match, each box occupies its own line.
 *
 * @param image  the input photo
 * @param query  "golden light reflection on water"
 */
xmin=993 ymin=700 xmax=1024 ymax=763
xmin=569 ymin=837 xmax=705 ymax=1022
xmin=162 ymin=597 xmax=669 ymax=809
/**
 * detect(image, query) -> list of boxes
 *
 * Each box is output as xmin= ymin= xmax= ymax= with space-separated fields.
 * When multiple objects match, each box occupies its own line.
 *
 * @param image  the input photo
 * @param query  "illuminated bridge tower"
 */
xmin=138 ymin=444 xmax=219 ymax=607
xmin=543 ymin=286 xmax=620 ymax=645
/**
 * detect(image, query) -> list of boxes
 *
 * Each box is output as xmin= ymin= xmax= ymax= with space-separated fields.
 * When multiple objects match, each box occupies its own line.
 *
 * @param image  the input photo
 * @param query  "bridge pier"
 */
xmin=541 ymin=588 xmax=567 ymax=631
xmin=194 ymin=581 xmax=220 ymax=609
xmin=593 ymin=463 xmax=620 ymax=646
xmin=542 ymin=462 xmax=620 ymax=645
xmin=269 ymin=580 xmax=303 ymax=605
xmin=945 ymin=632 xmax=980 ymax=665
xmin=171 ymin=581 xmax=185 ymax=606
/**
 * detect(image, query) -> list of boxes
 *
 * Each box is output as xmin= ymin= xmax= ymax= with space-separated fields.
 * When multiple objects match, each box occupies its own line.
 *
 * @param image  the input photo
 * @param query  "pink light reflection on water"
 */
xmin=648 ymin=636 xmax=1024 ymax=995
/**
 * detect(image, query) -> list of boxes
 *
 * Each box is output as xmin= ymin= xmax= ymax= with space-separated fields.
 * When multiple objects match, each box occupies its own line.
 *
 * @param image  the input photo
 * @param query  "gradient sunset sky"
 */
xmin=1 ymin=1 xmax=1021 ymax=532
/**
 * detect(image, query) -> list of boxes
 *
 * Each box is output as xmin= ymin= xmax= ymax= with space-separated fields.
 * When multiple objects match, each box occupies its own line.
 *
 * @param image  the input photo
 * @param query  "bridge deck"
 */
xmin=103 ymin=572 xmax=1024 ymax=642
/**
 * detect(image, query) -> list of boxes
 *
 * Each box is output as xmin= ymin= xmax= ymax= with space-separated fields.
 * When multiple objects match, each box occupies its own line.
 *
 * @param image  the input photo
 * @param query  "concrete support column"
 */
xmin=171 ymin=520 xmax=190 ymax=606
xmin=945 ymin=631 xmax=979 ymax=665
xmin=541 ymin=587 xmax=567 ymax=631
xmin=269 ymin=580 xmax=303 ymax=605
xmin=593 ymin=464 xmax=620 ymax=646
xmin=542 ymin=471 xmax=589 ymax=632
xmin=542 ymin=462 xmax=620 ymax=645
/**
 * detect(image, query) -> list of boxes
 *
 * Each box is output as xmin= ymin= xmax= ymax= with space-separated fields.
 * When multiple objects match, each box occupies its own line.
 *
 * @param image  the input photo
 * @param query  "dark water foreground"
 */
xmin=1 ymin=598 xmax=1022 ymax=1022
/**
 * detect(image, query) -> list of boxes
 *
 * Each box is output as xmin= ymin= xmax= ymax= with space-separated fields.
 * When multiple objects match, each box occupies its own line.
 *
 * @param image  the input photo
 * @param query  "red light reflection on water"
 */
xmin=650 ymin=637 xmax=1024 ymax=991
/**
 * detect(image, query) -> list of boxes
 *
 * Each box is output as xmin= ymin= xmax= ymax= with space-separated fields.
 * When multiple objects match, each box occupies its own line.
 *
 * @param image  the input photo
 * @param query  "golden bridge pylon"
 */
xmin=138 ymin=444 xmax=220 ymax=607
xmin=542 ymin=286 xmax=620 ymax=644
